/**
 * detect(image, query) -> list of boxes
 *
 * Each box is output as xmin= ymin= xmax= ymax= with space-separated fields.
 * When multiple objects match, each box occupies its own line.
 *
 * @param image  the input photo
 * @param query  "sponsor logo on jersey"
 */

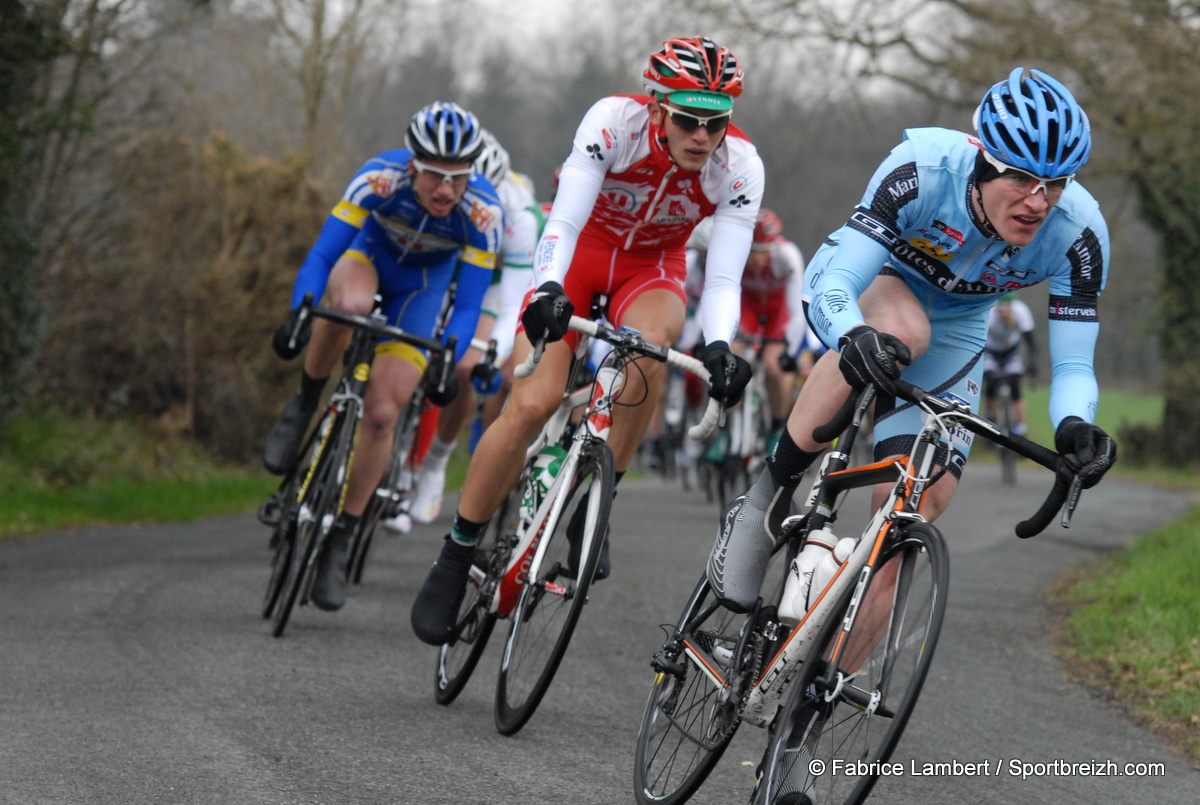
xmin=932 ymin=220 xmax=965 ymax=246
xmin=602 ymin=128 xmax=615 ymax=149
xmin=731 ymin=177 xmax=747 ymax=192
xmin=368 ymin=174 xmax=394 ymax=197
xmin=469 ymin=200 xmax=498 ymax=231
xmin=888 ymin=176 xmax=918 ymax=200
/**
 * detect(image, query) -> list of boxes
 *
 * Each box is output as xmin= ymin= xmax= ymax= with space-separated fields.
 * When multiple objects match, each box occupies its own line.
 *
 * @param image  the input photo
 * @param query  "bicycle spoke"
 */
xmin=494 ymin=441 xmax=615 ymax=735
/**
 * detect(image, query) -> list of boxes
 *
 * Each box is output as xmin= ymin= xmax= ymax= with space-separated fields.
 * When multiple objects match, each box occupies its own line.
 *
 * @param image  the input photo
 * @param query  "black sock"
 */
xmin=766 ymin=427 xmax=822 ymax=488
xmin=299 ymin=370 xmax=328 ymax=409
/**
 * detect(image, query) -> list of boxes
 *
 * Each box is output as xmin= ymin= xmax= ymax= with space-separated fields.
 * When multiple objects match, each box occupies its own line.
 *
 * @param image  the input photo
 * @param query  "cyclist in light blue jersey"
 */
xmin=263 ymin=101 xmax=503 ymax=612
xmin=710 ymin=67 xmax=1118 ymax=612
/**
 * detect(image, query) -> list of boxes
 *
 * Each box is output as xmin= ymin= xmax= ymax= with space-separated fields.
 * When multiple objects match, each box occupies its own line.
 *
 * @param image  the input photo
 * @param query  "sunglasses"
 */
xmin=411 ymin=157 xmax=474 ymax=186
xmin=981 ymin=150 xmax=1073 ymax=198
xmin=662 ymin=104 xmax=732 ymax=135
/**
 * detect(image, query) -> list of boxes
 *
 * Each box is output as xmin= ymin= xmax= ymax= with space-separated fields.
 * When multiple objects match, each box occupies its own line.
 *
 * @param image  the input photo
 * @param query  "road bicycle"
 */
xmin=983 ymin=370 xmax=1019 ymax=486
xmin=634 ymin=378 xmax=1085 ymax=805
xmin=699 ymin=334 xmax=772 ymax=507
xmin=432 ymin=310 xmax=722 ymax=736
xmin=259 ymin=295 xmax=454 ymax=638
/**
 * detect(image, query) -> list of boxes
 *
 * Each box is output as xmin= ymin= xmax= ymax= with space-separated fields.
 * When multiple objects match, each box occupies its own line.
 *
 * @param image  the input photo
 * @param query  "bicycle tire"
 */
xmin=753 ymin=522 xmax=949 ymax=805
xmin=434 ymin=483 xmax=522 ymax=705
xmin=493 ymin=439 xmax=615 ymax=735
xmin=271 ymin=411 xmax=354 ymax=638
xmin=633 ymin=577 xmax=754 ymax=805
xmin=998 ymin=394 xmax=1018 ymax=486
xmin=262 ymin=514 xmax=295 ymax=619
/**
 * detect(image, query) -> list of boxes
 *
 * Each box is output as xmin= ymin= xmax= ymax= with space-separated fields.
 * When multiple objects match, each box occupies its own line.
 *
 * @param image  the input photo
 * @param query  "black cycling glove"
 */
xmin=837 ymin=325 xmax=911 ymax=395
xmin=1054 ymin=416 xmax=1117 ymax=489
xmin=698 ymin=340 xmax=753 ymax=407
xmin=271 ymin=306 xmax=311 ymax=360
xmin=521 ymin=281 xmax=574 ymax=343
xmin=423 ymin=351 xmax=460 ymax=407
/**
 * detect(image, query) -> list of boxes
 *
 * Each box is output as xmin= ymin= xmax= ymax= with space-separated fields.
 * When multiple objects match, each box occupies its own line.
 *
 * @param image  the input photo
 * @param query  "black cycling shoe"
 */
xmin=263 ymin=393 xmax=318 ymax=475
xmin=410 ymin=537 xmax=475 ymax=645
xmin=565 ymin=497 xmax=611 ymax=582
xmin=311 ymin=519 xmax=353 ymax=611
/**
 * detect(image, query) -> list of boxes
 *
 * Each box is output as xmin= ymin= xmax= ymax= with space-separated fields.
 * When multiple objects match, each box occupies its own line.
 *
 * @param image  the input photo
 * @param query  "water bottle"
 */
xmin=520 ymin=444 xmax=568 ymax=526
xmin=778 ymin=528 xmax=855 ymax=622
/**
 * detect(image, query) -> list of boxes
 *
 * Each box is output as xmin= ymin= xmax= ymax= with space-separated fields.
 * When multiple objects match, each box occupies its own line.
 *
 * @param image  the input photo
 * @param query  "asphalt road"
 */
xmin=1 ymin=462 xmax=1197 ymax=805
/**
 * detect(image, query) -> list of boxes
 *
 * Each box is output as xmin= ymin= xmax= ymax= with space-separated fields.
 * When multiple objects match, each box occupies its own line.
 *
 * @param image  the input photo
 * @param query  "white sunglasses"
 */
xmin=411 ymin=157 xmax=474 ymax=185
xmin=980 ymin=150 xmax=1073 ymax=197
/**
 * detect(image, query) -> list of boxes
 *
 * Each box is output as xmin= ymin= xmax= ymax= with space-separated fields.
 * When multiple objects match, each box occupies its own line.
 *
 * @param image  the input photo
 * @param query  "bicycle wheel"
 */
xmin=271 ymin=412 xmax=353 ymax=638
xmin=434 ymin=483 xmax=522 ymax=705
xmin=493 ymin=440 xmax=615 ymax=735
xmin=633 ymin=577 xmax=756 ymax=805
xmin=998 ymin=394 xmax=1017 ymax=486
xmin=754 ymin=522 xmax=949 ymax=805
xmin=262 ymin=511 xmax=295 ymax=619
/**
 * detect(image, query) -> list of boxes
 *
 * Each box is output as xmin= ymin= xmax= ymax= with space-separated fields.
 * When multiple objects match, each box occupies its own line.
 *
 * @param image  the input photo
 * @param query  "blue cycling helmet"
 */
xmin=405 ymin=101 xmax=485 ymax=164
xmin=973 ymin=67 xmax=1091 ymax=178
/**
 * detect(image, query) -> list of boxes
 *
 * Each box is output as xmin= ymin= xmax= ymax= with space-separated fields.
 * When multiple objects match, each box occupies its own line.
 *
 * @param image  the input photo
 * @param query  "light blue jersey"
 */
xmin=804 ymin=127 xmax=1110 ymax=472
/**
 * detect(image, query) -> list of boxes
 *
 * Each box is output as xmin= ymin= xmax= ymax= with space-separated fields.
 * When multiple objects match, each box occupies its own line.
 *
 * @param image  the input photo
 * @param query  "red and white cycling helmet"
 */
xmin=644 ymin=37 xmax=744 ymax=111
xmin=752 ymin=208 xmax=783 ymax=250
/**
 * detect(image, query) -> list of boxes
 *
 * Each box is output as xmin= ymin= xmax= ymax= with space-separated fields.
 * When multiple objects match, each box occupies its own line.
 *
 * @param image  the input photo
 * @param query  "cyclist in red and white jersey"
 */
xmin=737 ymin=208 xmax=808 ymax=439
xmin=411 ymin=36 xmax=765 ymax=645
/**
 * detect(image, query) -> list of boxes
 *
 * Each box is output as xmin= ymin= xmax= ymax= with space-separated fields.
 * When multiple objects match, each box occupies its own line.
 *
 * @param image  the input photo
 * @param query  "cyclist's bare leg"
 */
xmin=303 ymin=254 xmax=378 ymax=380
xmin=431 ymin=343 xmax=487 ymax=446
xmin=761 ymin=340 xmax=791 ymax=423
xmin=606 ymin=290 xmax=686 ymax=471
xmin=342 ymin=353 xmax=422 ymax=515
xmin=456 ymin=333 xmax=572 ymax=523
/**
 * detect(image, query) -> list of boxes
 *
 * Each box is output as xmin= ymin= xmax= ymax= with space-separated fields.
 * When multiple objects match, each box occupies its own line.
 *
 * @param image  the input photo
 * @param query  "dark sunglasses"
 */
xmin=663 ymin=104 xmax=732 ymax=135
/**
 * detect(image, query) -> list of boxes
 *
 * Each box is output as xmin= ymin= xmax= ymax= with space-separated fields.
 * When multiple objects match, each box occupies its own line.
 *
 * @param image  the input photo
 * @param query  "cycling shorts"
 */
xmin=520 ymin=233 xmax=687 ymax=350
xmin=344 ymin=225 xmax=458 ymax=370
xmin=739 ymin=295 xmax=789 ymax=343
xmin=871 ymin=303 xmax=988 ymax=480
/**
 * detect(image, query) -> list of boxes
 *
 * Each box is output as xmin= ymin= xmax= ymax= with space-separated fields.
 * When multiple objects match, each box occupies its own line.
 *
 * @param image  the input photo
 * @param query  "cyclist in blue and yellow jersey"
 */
xmin=710 ymin=67 xmax=1118 ymax=613
xmin=403 ymin=129 xmax=545 ymax=527
xmin=410 ymin=36 xmax=765 ymax=645
xmin=263 ymin=101 xmax=503 ymax=612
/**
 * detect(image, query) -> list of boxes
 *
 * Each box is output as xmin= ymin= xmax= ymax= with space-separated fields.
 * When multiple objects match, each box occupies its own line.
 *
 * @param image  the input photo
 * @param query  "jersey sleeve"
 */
xmin=290 ymin=201 xmax=367 ymax=309
xmin=531 ymin=99 xmax=616 ymax=288
xmin=699 ymin=141 xmax=765 ymax=345
xmin=1045 ymin=207 xmax=1109 ymax=427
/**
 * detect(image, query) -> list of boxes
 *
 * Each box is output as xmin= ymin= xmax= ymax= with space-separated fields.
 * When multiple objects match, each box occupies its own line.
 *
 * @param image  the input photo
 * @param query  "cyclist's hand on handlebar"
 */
xmin=521 ymin=281 xmax=574 ymax=343
xmin=778 ymin=350 xmax=799 ymax=374
xmin=837 ymin=325 xmax=911 ymax=395
xmin=470 ymin=362 xmax=502 ymax=395
xmin=1054 ymin=416 xmax=1117 ymax=489
xmin=697 ymin=340 xmax=753 ymax=407
xmin=423 ymin=351 xmax=460 ymax=407
xmin=271 ymin=306 xmax=311 ymax=360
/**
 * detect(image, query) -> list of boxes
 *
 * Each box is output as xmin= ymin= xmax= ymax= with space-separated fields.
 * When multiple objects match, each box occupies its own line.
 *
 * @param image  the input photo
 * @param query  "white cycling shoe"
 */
xmin=409 ymin=464 xmax=447 ymax=524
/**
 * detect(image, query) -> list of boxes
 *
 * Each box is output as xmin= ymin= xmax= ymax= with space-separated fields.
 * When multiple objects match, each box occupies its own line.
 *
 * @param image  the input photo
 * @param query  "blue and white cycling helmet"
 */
xmin=973 ymin=67 xmax=1091 ymax=178
xmin=474 ymin=130 xmax=510 ymax=188
xmin=405 ymin=101 xmax=485 ymax=164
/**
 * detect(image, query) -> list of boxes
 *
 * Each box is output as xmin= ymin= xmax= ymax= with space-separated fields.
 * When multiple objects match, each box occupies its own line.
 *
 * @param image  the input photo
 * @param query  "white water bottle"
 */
xmin=520 ymin=444 xmax=567 ymax=527
xmin=778 ymin=528 xmax=855 ymax=622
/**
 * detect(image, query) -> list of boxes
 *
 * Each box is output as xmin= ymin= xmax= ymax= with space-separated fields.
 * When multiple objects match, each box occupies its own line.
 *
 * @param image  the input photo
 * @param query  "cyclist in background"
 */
xmin=410 ymin=36 xmax=765 ymax=646
xmin=709 ymin=67 xmax=1118 ymax=614
xmin=983 ymin=292 xmax=1037 ymax=436
xmin=737 ymin=208 xmax=808 ymax=448
xmin=401 ymin=130 xmax=544 ymax=527
xmin=263 ymin=101 xmax=503 ymax=612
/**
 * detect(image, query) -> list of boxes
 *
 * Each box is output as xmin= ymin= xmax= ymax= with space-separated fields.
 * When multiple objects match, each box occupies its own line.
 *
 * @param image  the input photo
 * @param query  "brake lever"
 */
xmin=1060 ymin=475 xmax=1083 ymax=529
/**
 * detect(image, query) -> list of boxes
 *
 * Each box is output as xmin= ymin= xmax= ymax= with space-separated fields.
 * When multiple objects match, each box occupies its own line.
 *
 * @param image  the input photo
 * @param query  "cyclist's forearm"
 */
xmin=1047 ymin=318 xmax=1099 ymax=427
xmin=290 ymin=214 xmax=361 ymax=308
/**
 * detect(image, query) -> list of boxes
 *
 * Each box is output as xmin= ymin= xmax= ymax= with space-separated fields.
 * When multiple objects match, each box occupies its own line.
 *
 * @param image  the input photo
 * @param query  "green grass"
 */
xmin=1054 ymin=511 xmax=1200 ymax=760
xmin=1019 ymin=384 xmax=1164 ymax=453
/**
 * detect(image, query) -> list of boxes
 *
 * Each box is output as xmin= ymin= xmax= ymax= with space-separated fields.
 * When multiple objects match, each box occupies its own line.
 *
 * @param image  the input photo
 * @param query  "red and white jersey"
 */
xmin=534 ymin=95 xmax=765 ymax=345
xmin=742 ymin=236 xmax=809 ymax=349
